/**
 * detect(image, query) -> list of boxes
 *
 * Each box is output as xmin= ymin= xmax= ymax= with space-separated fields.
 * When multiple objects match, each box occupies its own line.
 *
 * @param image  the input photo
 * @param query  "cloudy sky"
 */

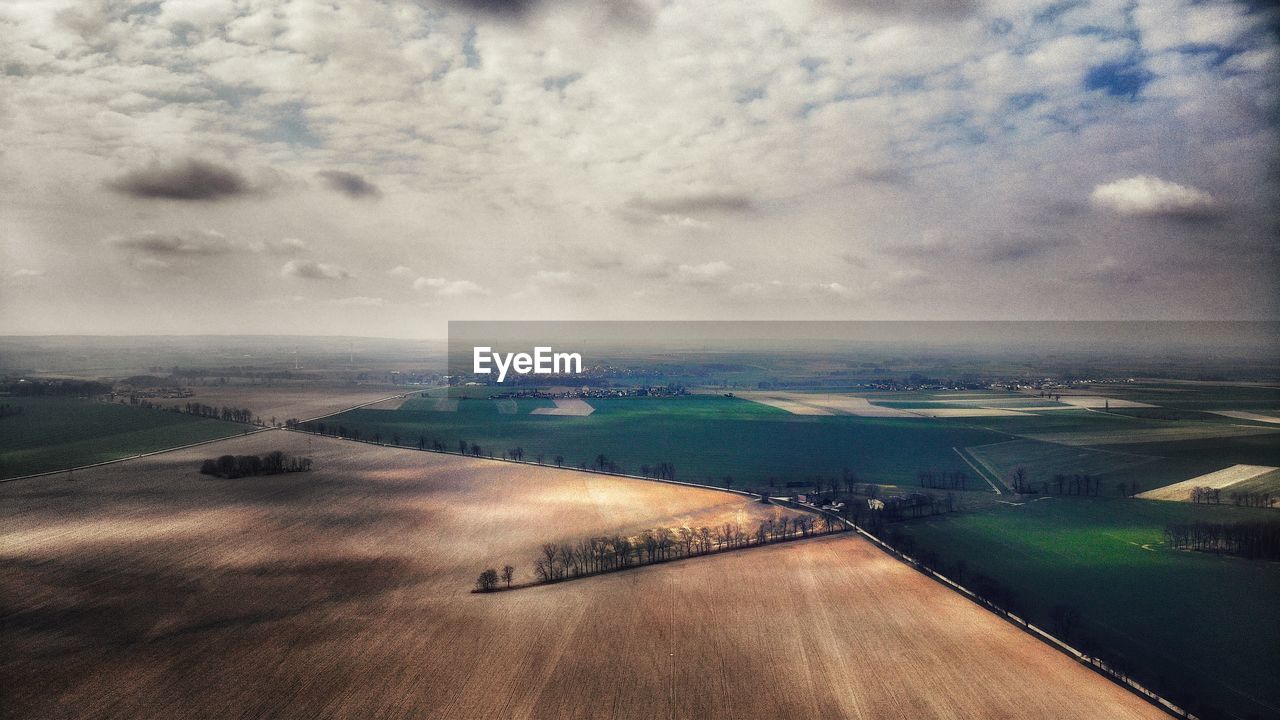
xmin=0 ymin=0 xmax=1276 ymax=337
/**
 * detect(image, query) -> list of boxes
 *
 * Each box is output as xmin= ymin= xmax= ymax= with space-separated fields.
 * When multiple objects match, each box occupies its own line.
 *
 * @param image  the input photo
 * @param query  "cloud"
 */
xmin=626 ymin=193 xmax=755 ymax=217
xmin=251 ymin=237 xmax=308 ymax=255
xmin=107 ymin=159 xmax=252 ymax=201
xmin=437 ymin=0 xmax=653 ymax=29
xmin=10 ymin=268 xmax=44 ymax=278
xmin=676 ymin=260 xmax=734 ymax=285
xmin=108 ymin=230 xmax=232 ymax=258
xmin=333 ymin=296 xmax=386 ymax=307
xmin=1090 ymin=176 xmax=1219 ymax=219
xmin=824 ymin=0 xmax=983 ymax=20
xmin=814 ymin=281 xmax=857 ymax=299
xmin=388 ymin=265 xmax=416 ymax=278
xmin=887 ymin=232 xmax=1071 ymax=264
xmin=281 ymin=259 xmax=351 ymax=280
xmin=413 ymin=276 xmax=486 ymax=297
xmin=317 ymin=170 xmax=382 ymax=199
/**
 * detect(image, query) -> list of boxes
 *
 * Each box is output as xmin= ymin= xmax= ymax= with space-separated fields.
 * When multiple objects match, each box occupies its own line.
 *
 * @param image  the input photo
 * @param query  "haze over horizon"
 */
xmin=1 ymin=0 xmax=1277 ymax=337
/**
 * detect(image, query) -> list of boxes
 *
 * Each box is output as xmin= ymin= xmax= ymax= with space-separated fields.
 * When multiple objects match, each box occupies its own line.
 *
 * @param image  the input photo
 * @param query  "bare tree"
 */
xmin=501 ymin=565 xmax=514 ymax=588
xmin=475 ymin=568 xmax=499 ymax=592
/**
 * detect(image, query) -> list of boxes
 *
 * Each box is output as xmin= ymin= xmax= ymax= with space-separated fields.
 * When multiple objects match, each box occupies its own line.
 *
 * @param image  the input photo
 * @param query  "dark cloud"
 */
xmin=282 ymin=259 xmax=351 ymax=281
xmin=888 ymin=232 xmax=1073 ymax=263
xmin=107 ymin=158 xmax=251 ymax=201
xmin=432 ymin=0 xmax=653 ymax=29
xmin=624 ymin=192 xmax=756 ymax=217
xmin=436 ymin=0 xmax=539 ymax=18
xmin=972 ymin=234 xmax=1074 ymax=263
xmin=317 ymin=170 xmax=382 ymax=199
xmin=824 ymin=0 xmax=983 ymax=20
xmin=108 ymin=230 xmax=232 ymax=257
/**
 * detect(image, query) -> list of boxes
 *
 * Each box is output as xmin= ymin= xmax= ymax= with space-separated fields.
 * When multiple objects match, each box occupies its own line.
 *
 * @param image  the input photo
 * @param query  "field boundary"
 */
xmin=475 ymin=526 xmax=850 ymax=592
xmin=833 ymin=514 xmax=1195 ymax=720
xmin=0 ymin=426 xmax=269 ymax=483
xmin=952 ymin=446 xmax=1006 ymax=494
xmin=0 ymin=392 xmax=406 ymax=484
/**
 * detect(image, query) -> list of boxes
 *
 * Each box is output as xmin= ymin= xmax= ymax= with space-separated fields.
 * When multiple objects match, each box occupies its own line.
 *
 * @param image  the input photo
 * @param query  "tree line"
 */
xmin=1164 ymin=519 xmax=1280 ymax=560
xmin=475 ymin=514 xmax=847 ymax=591
xmin=1190 ymin=485 xmax=1275 ymax=508
xmin=3 ymin=380 xmax=111 ymax=396
xmin=199 ymin=450 xmax=313 ymax=479
xmin=916 ymin=469 xmax=970 ymax=490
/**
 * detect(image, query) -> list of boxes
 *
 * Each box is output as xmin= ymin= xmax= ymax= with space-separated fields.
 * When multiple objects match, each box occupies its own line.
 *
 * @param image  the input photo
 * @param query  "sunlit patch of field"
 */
xmin=1054 ymin=396 xmax=1156 ymax=409
xmin=1025 ymin=424 xmax=1280 ymax=446
xmin=1208 ymin=410 xmax=1280 ymax=424
xmin=149 ymin=384 xmax=405 ymax=421
xmin=736 ymin=391 xmax=914 ymax=417
xmin=0 ymin=432 xmax=1167 ymax=719
xmin=907 ymin=407 xmax=1031 ymax=417
xmin=529 ymin=398 xmax=595 ymax=416
xmin=1136 ymin=464 xmax=1279 ymax=501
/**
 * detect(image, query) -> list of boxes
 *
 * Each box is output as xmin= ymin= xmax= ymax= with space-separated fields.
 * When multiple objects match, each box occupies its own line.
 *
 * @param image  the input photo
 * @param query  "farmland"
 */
xmin=318 ymin=394 xmax=1010 ymax=487
xmin=147 ymin=383 xmax=406 ymax=423
xmin=0 ymin=431 xmax=1167 ymax=720
xmin=893 ymin=498 xmax=1280 ymax=719
xmin=321 ymin=389 xmax=1280 ymax=496
xmin=0 ymin=397 xmax=246 ymax=479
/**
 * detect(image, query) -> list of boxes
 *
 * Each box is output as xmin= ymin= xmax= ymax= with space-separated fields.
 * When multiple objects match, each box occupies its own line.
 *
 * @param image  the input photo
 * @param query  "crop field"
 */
xmin=1136 ymin=464 xmax=1279 ymax=501
xmin=0 ymin=432 xmax=1167 ymax=720
xmin=148 ymin=383 xmax=406 ymax=422
xmin=0 ymin=397 xmax=246 ymax=479
xmin=894 ymin=498 xmax=1280 ymax=719
xmin=320 ymin=395 xmax=1011 ymax=487
xmin=965 ymin=439 xmax=1159 ymax=491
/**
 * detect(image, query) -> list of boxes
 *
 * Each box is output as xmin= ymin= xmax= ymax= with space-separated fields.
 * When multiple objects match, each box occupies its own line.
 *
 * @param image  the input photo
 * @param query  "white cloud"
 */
xmin=676 ymin=260 xmax=733 ymax=284
xmin=251 ymin=237 xmax=308 ymax=255
xmin=413 ymin=276 xmax=485 ymax=297
xmin=1090 ymin=175 xmax=1217 ymax=217
xmin=11 ymin=268 xmax=44 ymax=278
xmin=281 ymin=259 xmax=351 ymax=280
xmin=388 ymin=265 xmax=415 ymax=278
xmin=333 ymin=296 xmax=385 ymax=306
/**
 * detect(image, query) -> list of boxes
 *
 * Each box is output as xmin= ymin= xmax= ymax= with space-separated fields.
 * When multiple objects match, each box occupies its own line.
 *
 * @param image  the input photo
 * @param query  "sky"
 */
xmin=0 ymin=0 xmax=1277 ymax=337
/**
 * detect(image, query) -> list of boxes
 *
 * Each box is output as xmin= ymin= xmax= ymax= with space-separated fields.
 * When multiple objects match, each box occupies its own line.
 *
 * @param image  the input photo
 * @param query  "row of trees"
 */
xmin=475 ymin=565 xmax=515 ymax=592
xmin=126 ymin=397 xmax=259 ymax=425
xmin=1164 ymin=520 xmax=1280 ymax=560
xmin=529 ymin=515 xmax=846 ymax=585
xmin=1188 ymin=486 xmax=1274 ymax=507
xmin=1007 ymin=467 xmax=1107 ymax=496
xmin=1189 ymin=486 xmax=1223 ymax=504
xmin=878 ymin=492 xmax=960 ymax=521
xmin=199 ymin=451 xmax=313 ymax=479
xmin=916 ymin=469 xmax=970 ymax=490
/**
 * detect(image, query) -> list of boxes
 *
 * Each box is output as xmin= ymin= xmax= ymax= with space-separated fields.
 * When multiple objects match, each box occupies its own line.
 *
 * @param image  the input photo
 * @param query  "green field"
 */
xmin=895 ymin=499 xmax=1280 ymax=720
xmin=318 ymin=395 xmax=1010 ymax=488
xmin=0 ymin=398 xmax=248 ymax=479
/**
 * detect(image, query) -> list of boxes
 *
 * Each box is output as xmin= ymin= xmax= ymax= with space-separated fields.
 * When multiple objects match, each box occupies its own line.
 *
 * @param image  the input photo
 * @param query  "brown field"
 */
xmin=1 ymin=433 xmax=1166 ymax=720
xmin=737 ymin=391 xmax=915 ymax=417
xmin=529 ymin=398 xmax=595 ymax=416
xmin=908 ymin=407 xmax=1031 ymax=417
xmin=1054 ymin=396 xmax=1156 ymax=408
xmin=1137 ymin=464 xmax=1280 ymax=501
xmin=149 ymin=384 xmax=405 ymax=422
